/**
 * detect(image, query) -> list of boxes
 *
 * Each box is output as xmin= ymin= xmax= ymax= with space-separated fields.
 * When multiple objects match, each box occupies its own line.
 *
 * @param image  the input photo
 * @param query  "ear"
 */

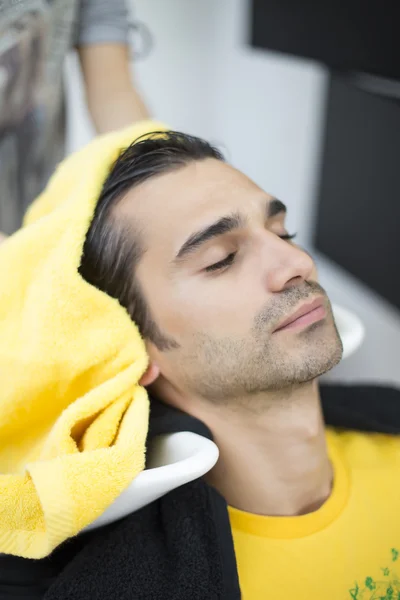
xmin=139 ymin=362 xmax=160 ymax=387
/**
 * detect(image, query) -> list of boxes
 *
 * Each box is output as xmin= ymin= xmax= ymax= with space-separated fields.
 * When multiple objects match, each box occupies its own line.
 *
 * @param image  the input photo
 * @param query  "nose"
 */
xmin=264 ymin=237 xmax=315 ymax=293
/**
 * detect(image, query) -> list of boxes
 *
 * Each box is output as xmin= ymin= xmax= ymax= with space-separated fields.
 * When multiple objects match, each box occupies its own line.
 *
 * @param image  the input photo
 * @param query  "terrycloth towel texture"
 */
xmin=0 ymin=120 xmax=167 ymax=559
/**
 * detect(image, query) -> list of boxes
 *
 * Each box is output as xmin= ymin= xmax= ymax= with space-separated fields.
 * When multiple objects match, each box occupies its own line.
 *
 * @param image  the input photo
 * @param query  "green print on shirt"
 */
xmin=349 ymin=549 xmax=400 ymax=599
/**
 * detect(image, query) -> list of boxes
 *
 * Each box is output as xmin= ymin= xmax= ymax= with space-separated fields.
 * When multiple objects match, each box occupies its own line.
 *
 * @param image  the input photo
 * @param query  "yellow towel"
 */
xmin=0 ymin=120 xmax=168 ymax=559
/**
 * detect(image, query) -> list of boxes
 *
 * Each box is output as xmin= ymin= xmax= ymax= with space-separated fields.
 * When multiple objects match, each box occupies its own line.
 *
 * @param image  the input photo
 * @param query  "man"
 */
xmin=2 ymin=130 xmax=400 ymax=599
xmin=79 ymin=131 xmax=399 ymax=598
xmin=0 ymin=0 xmax=149 ymax=234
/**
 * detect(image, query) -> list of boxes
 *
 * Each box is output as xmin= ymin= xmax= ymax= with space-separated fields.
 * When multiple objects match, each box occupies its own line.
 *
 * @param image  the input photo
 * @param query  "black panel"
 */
xmin=251 ymin=0 xmax=400 ymax=81
xmin=314 ymin=75 xmax=400 ymax=310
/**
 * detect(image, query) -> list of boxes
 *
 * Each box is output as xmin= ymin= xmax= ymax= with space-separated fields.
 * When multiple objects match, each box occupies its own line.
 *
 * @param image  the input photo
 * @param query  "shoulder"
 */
xmin=328 ymin=427 xmax=400 ymax=470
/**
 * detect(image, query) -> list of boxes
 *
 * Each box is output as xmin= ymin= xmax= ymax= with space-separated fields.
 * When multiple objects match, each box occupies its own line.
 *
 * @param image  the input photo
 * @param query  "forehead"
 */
xmin=118 ymin=158 xmax=272 ymax=255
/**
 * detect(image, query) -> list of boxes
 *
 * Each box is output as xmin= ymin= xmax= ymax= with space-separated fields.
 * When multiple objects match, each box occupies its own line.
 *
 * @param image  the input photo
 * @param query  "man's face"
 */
xmin=119 ymin=158 xmax=342 ymax=401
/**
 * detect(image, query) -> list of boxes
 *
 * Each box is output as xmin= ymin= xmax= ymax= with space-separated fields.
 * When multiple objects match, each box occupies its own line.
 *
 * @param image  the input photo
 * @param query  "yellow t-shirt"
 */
xmin=229 ymin=429 xmax=400 ymax=599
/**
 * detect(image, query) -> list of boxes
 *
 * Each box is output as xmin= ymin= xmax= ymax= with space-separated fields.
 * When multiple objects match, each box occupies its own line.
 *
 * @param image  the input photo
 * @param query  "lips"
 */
xmin=273 ymin=297 xmax=326 ymax=333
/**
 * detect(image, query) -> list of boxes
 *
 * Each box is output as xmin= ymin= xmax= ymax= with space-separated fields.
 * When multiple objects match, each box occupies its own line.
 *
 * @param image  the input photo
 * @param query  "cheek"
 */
xmin=140 ymin=257 xmax=268 ymax=338
xmin=160 ymin=275 xmax=264 ymax=338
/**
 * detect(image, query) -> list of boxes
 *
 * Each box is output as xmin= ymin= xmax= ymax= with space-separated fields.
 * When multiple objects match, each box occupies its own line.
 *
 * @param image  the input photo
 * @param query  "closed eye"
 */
xmin=204 ymin=233 xmax=297 ymax=273
xmin=205 ymin=252 xmax=236 ymax=272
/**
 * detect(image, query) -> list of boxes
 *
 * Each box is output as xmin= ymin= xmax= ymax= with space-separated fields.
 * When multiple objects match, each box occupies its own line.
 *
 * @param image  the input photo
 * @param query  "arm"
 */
xmin=78 ymin=43 xmax=150 ymax=134
xmin=75 ymin=0 xmax=150 ymax=134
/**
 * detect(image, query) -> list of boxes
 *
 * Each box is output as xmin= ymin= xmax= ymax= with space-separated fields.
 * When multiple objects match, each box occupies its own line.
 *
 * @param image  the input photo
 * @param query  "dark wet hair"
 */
xmin=79 ymin=130 xmax=224 ymax=350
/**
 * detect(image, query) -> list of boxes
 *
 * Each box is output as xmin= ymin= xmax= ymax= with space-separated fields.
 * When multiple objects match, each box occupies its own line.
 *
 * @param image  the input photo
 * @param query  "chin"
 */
xmin=302 ymin=321 xmax=343 ymax=378
xmin=257 ymin=327 xmax=342 ymax=392
xmin=281 ymin=317 xmax=341 ymax=378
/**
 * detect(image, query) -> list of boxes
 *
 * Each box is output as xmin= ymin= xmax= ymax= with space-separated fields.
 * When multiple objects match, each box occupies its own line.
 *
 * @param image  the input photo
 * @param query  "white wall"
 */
xmin=66 ymin=0 xmax=400 ymax=386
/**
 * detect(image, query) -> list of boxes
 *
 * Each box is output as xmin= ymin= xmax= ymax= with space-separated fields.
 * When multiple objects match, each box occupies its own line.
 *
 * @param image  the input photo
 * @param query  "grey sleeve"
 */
xmin=74 ymin=0 xmax=130 ymax=47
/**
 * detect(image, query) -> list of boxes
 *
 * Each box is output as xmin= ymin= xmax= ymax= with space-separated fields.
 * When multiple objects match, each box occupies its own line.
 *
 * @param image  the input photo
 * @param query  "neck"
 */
xmin=185 ymin=381 xmax=332 ymax=517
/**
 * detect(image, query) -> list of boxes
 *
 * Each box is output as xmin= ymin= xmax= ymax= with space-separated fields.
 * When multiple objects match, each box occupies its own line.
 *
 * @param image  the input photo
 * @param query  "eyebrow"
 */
xmin=175 ymin=198 xmax=287 ymax=262
xmin=268 ymin=199 xmax=287 ymax=218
